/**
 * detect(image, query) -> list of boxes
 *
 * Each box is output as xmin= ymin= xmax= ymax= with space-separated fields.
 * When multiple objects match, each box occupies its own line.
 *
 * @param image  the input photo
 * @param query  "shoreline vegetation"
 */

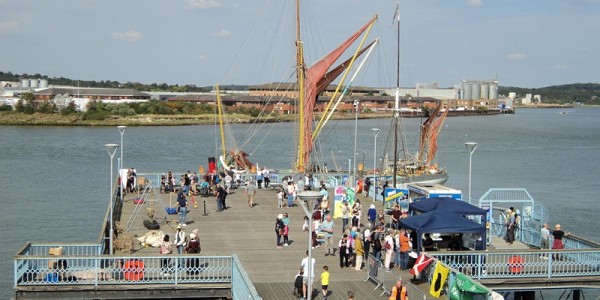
xmin=0 ymin=111 xmax=394 ymax=127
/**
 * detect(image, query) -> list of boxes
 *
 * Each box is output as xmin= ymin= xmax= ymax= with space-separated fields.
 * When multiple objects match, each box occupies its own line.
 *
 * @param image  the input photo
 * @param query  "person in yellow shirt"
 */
xmin=320 ymin=265 xmax=330 ymax=300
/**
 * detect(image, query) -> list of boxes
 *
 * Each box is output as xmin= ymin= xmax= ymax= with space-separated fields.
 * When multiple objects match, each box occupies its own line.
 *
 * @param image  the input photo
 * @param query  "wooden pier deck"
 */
xmin=116 ymin=185 xmax=444 ymax=299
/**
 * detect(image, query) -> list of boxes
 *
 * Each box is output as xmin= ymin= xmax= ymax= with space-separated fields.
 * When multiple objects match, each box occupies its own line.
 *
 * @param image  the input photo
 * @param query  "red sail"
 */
xmin=427 ymin=108 xmax=449 ymax=165
xmin=301 ymin=16 xmax=377 ymax=166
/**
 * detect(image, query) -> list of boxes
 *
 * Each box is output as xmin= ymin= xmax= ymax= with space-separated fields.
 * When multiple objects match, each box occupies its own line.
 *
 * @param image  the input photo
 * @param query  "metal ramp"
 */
xmin=478 ymin=188 xmax=550 ymax=248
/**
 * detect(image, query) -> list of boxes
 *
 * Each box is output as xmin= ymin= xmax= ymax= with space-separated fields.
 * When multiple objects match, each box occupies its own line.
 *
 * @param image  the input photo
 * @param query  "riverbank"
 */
xmin=0 ymin=112 xmax=263 ymax=126
xmin=0 ymin=109 xmax=507 ymax=126
xmin=0 ymin=111 xmax=382 ymax=126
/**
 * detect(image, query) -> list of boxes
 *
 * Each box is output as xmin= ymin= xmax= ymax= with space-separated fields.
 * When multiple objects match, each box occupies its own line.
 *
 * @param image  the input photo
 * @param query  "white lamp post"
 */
xmin=352 ymin=100 xmax=359 ymax=187
xmin=297 ymin=191 xmax=324 ymax=300
xmin=117 ymin=126 xmax=126 ymax=203
xmin=371 ymin=128 xmax=380 ymax=199
xmin=465 ymin=142 xmax=478 ymax=205
xmin=105 ymin=143 xmax=119 ymax=255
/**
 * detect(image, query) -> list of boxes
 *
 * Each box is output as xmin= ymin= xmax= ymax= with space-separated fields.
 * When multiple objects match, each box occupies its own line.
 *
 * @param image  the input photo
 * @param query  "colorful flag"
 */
xmin=409 ymin=254 xmax=433 ymax=277
xmin=430 ymin=261 xmax=450 ymax=298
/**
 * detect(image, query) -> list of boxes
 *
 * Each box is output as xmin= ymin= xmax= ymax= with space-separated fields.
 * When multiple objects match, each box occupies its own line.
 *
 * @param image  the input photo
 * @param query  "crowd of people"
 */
xmin=156 ymin=171 xmax=416 ymax=299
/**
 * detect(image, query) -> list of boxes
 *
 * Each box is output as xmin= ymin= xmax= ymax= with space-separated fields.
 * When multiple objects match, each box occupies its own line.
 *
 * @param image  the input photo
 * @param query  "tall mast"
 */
xmin=296 ymin=0 xmax=306 ymax=173
xmin=215 ymin=84 xmax=227 ymax=160
xmin=392 ymin=1 xmax=400 ymax=187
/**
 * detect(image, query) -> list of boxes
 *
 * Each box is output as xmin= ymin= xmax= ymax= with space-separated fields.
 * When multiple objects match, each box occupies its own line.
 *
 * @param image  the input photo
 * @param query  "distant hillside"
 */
xmin=0 ymin=71 xmax=249 ymax=93
xmin=499 ymin=83 xmax=600 ymax=105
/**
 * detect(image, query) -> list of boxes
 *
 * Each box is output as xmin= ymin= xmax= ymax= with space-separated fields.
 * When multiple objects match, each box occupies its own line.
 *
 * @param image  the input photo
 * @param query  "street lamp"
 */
xmin=297 ymin=191 xmax=324 ymax=300
xmin=465 ymin=142 xmax=478 ymax=205
xmin=117 ymin=126 xmax=126 ymax=203
xmin=352 ymin=100 xmax=360 ymax=187
xmin=371 ymin=128 xmax=380 ymax=199
xmin=105 ymin=143 xmax=119 ymax=255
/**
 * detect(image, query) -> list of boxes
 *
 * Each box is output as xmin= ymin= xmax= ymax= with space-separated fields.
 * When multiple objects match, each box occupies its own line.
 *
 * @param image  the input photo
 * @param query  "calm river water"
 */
xmin=1 ymin=107 xmax=599 ymax=298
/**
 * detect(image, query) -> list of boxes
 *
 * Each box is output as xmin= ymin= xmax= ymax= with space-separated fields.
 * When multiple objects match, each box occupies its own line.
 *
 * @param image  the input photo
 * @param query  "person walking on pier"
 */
xmin=367 ymin=204 xmax=377 ymax=229
xmin=540 ymin=223 xmax=550 ymax=258
xmin=301 ymin=250 xmax=316 ymax=300
xmin=338 ymin=233 xmax=351 ymax=268
xmin=215 ymin=183 xmax=227 ymax=212
xmin=245 ymin=180 xmax=256 ymax=208
xmin=256 ymin=169 xmax=264 ymax=189
xmin=160 ymin=235 xmax=173 ymax=276
xmin=552 ymin=224 xmax=570 ymax=260
xmin=384 ymin=229 xmax=394 ymax=271
xmin=177 ymin=190 xmax=188 ymax=226
xmin=505 ymin=207 xmax=516 ymax=244
xmin=263 ymin=168 xmax=271 ymax=188
xmin=282 ymin=213 xmax=290 ymax=246
xmin=319 ymin=265 xmax=330 ymax=300
xmin=321 ymin=215 xmax=335 ymax=256
xmin=354 ymin=233 xmax=364 ymax=271
xmin=286 ymin=180 xmax=296 ymax=207
xmin=275 ymin=214 xmax=285 ymax=249
xmin=341 ymin=201 xmax=350 ymax=233
xmin=175 ymin=225 xmax=187 ymax=254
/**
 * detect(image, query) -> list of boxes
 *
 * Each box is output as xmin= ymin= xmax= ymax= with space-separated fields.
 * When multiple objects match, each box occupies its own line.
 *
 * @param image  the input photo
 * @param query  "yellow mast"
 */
xmin=295 ymin=0 xmax=305 ymax=173
xmin=215 ymin=84 xmax=227 ymax=160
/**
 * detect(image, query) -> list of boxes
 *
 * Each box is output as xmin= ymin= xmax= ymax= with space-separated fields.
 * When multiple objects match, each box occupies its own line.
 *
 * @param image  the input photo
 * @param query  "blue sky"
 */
xmin=1 ymin=0 xmax=598 ymax=88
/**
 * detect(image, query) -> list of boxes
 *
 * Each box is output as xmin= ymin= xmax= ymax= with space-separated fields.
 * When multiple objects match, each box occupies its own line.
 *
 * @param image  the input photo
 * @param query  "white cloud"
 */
xmin=507 ymin=52 xmax=526 ymax=60
xmin=550 ymin=64 xmax=569 ymax=70
xmin=211 ymin=29 xmax=231 ymax=37
xmin=198 ymin=54 xmax=208 ymax=60
xmin=467 ymin=0 xmax=483 ymax=6
xmin=110 ymin=30 xmax=142 ymax=42
xmin=0 ymin=20 xmax=19 ymax=34
xmin=188 ymin=0 xmax=222 ymax=9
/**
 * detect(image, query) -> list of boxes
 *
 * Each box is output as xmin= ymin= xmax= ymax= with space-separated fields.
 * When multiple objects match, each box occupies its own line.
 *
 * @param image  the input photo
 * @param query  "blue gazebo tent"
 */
xmin=409 ymin=197 xmax=487 ymax=217
xmin=399 ymin=210 xmax=486 ymax=253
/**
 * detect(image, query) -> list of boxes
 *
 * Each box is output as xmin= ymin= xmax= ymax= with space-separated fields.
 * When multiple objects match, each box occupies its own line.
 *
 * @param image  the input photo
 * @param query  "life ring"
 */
xmin=123 ymin=259 xmax=145 ymax=281
xmin=508 ymin=256 xmax=524 ymax=274
xmin=133 ymin=198 xmax=144 ymax=204
xmin=356 ymin=179 xmax=363 ymax=194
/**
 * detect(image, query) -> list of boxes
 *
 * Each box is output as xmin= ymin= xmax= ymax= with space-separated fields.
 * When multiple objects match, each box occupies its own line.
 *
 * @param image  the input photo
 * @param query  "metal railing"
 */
xmin=431 ymin=249 xmax=600 ymax=280
xmin=231 ymin=254 xmax=262 ymax=300
xmin=14 ymin=245 xmax=260 ymax=298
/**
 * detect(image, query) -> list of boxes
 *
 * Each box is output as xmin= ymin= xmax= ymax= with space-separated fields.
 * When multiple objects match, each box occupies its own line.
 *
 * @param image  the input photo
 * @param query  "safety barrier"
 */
xmin=431 ymin=249 xmax=600 ymax=280
xmin=364 ymin=254 xmax=428 ymax=300
xmin=14 ymin=248 xmax=258 ymax=299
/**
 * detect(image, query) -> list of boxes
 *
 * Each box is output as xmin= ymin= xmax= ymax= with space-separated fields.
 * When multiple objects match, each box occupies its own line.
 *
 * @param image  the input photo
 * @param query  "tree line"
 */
xmin=498 ymin=83 xmax=600 ymax=105
xmin=0 ymin=71 xmax=247 ymax=93
xmin=3 ymin=71 xmax=599 ymax=105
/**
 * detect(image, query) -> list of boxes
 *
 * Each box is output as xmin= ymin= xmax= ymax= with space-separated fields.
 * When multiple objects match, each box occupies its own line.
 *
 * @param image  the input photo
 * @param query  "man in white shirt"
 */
xmin=301 ymin=250 xmax=316 ymax=300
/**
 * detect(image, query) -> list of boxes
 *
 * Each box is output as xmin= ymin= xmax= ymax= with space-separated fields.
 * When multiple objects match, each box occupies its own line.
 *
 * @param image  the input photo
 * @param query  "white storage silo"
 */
xmin=461 ymin=81 xmax=472 ymax=100
xmin=21 ymin=79 xmax=30 ymax=88
xmin=481 ymin=83 xmax=489 ymax=99
xmin=30 ymin=79 xmax=39 ymax=88
xmin=471 ymin=83 xmax=481 ymax=100
xmin=39 ymin=79 xmax=49 ymax=88
xmin=489 ymin=81 xmax=499 ymax=99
